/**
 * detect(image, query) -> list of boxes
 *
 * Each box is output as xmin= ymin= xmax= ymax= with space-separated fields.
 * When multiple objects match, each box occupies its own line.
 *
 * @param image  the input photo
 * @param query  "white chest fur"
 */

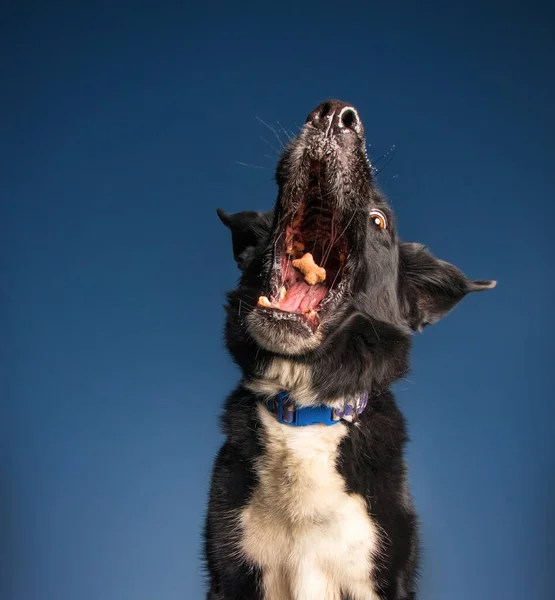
xmin=240 ymin=405 xmax=381 ymax=600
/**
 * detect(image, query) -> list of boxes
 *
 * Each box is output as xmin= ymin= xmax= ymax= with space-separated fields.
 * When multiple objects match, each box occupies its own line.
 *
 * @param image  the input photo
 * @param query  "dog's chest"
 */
xmin=240 ymin=406 xmax=380 ymax=600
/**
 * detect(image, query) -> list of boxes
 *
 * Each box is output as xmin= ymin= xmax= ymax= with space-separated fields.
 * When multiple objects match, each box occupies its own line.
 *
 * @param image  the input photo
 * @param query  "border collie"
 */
xmin=203 ymin=100 xmax=495 ymax=600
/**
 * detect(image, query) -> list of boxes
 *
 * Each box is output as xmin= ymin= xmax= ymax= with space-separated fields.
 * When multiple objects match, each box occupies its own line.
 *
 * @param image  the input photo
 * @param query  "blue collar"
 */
xmin=266 ymin=391 xmax=369 ymax=427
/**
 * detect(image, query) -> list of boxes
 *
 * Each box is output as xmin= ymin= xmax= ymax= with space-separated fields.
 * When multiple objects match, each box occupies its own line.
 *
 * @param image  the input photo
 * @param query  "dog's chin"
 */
xmin=246 ymin=307 xmax=325 ymax=355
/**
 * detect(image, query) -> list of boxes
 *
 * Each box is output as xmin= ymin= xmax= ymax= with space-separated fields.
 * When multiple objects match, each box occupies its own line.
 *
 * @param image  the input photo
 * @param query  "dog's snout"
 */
xmin=306 ymin=100 xmax=362 ymax=137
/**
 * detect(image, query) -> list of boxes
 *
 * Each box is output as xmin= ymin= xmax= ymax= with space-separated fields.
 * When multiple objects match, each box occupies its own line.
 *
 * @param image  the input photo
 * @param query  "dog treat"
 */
xmin=292 ymin=252 xmax=326 ymax=286
xmin=257 ymin=296 xmax=272 ymax=307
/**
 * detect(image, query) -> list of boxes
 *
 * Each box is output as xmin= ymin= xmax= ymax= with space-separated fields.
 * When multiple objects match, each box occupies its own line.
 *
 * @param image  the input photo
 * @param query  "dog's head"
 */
xmin=218 ymin=100 xmax=495 ymax=398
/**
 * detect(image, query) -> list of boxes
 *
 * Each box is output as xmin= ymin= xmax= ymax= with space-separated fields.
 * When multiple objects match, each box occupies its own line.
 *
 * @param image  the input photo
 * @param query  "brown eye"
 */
xmin=370 ymin=209 xmax=387 ymax=229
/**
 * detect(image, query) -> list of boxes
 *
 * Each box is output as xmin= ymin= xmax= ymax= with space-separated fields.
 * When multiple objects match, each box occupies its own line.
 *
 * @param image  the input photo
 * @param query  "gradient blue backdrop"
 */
xmin=2 ymin=1 xmax=554 ymax=599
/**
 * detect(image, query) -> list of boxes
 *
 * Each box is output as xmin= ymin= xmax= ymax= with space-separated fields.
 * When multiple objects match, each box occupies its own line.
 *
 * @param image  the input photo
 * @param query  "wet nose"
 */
xmin=305 ymin=100 xmax=363 ymax=137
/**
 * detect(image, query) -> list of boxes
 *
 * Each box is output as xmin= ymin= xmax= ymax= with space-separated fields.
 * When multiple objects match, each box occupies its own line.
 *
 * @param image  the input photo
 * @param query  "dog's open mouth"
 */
xmin=256 ymin=163 xmax=349 ymax=330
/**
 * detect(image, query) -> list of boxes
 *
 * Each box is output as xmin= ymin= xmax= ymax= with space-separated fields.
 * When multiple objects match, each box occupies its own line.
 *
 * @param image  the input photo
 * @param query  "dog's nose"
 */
xmin=305 ymin=100 xmax=363 ymax=137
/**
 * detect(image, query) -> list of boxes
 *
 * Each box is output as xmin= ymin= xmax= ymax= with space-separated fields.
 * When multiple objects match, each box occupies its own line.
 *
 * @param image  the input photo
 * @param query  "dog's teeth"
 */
xmin=304 ymin=308 xmax=319 ymax=321
xmin=279 ymin=287 xmax=287 ymax=301
xmin=258 ymin=296 xmax=272 ymax=307
xmin=286 ymin=240 xmax=305 ymax=256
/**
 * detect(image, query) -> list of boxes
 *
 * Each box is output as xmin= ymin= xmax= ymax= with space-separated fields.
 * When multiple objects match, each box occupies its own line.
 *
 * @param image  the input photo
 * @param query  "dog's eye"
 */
xmin=370 ymin=209 xmax=387 ymax=229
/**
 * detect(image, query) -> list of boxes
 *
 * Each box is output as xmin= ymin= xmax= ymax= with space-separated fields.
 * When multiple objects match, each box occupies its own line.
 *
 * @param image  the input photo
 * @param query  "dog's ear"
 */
xmin=399 ymin=242 xmax=496 ymax=331
xmin=217 ymin=208 xmax=273 ymax=270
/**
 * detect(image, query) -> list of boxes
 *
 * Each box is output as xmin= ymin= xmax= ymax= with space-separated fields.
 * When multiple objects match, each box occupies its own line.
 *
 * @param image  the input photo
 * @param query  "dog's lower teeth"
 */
xmin=258 ymin=296 xmax=272 ymax=307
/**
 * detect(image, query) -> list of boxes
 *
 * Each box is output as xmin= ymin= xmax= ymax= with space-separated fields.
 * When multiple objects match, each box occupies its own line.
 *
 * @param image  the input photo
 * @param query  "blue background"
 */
xmin=2 ymin=1 xmax=554 ymax=599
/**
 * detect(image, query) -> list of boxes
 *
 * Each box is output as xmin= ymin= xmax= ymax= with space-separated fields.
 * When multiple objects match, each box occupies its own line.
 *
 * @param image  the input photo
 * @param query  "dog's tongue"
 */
xmin=279 ymin=282 xmax=328 ymax=312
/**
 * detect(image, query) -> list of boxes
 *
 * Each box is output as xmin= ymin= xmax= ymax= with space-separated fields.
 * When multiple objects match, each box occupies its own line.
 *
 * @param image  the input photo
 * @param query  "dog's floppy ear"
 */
xmin=400 ymin=242 xmax=496 ymax=331
xmin=217 ymin=208 xmax=273 ymax=270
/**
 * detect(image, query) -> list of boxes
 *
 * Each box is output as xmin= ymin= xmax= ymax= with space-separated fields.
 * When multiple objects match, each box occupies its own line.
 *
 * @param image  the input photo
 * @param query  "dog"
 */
xmin=203 ymin=99 xmax=495 ymax=600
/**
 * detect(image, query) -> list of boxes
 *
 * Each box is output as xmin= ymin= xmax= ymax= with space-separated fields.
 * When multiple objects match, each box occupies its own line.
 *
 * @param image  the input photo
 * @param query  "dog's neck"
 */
xmin=246 ymin=356 xmax=356 ymax=406
xmin=264 ymin=391 xmax=369 ymax=427
xmin=244 ymin=356 xmax=372 ymax=427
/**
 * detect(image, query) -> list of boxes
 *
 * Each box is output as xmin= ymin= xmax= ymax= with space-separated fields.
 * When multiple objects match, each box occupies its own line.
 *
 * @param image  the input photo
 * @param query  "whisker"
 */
xmin=334 ymin=209 xmax=358 ymax=246
xmin=260 ymin=136 xmax=281 ymax=156
xmin=271 ymin=228 xmax=288 ymax=291
xmin=256 ymin=116 xmax=286 ymax=150
xmin=371 ymin=144 xmax=396 ymax=167
xmin=276 ymin=121 xmax=292 ymax=141
xmin=374 ymin=145 xmax=397 ymax=176
xmin=369 ymin=317 xmax=381 ymax=341
xmin=236 ymin=160 xmax=271 ymax=170
xmin=281 ymin=215 xmax=297 ymax=290
xmin=328 ymin=255 xmax=345 ymax=291
xmin=320 ymin=212 xmax=337 ymax=268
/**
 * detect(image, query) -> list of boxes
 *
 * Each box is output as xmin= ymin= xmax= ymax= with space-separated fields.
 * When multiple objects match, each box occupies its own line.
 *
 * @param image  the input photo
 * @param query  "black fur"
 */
xmin=204 ymin=100 xmax=495 ymax=599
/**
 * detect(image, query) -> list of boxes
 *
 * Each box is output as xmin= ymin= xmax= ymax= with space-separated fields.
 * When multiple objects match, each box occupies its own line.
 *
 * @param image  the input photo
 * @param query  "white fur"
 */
xmin=246 ymin=310 xmax=325 ymax=356
xmin=247 ymin=358 xmax=351 ymax=409
xmin=239 ymin=405 xmax=381 ymax=600
xmin=247 ymin=358 xmax=316 ymax=405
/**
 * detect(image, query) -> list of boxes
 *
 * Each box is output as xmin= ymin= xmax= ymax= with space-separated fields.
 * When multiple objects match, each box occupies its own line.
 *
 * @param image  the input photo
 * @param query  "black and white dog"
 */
xmin=204 ymin=100 xmax=495 ymax=600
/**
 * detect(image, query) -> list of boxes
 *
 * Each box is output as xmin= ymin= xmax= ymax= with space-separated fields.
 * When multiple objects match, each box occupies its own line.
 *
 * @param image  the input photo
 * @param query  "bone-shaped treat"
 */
xmin=292 ymin=253 xmax=326 ymax=285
